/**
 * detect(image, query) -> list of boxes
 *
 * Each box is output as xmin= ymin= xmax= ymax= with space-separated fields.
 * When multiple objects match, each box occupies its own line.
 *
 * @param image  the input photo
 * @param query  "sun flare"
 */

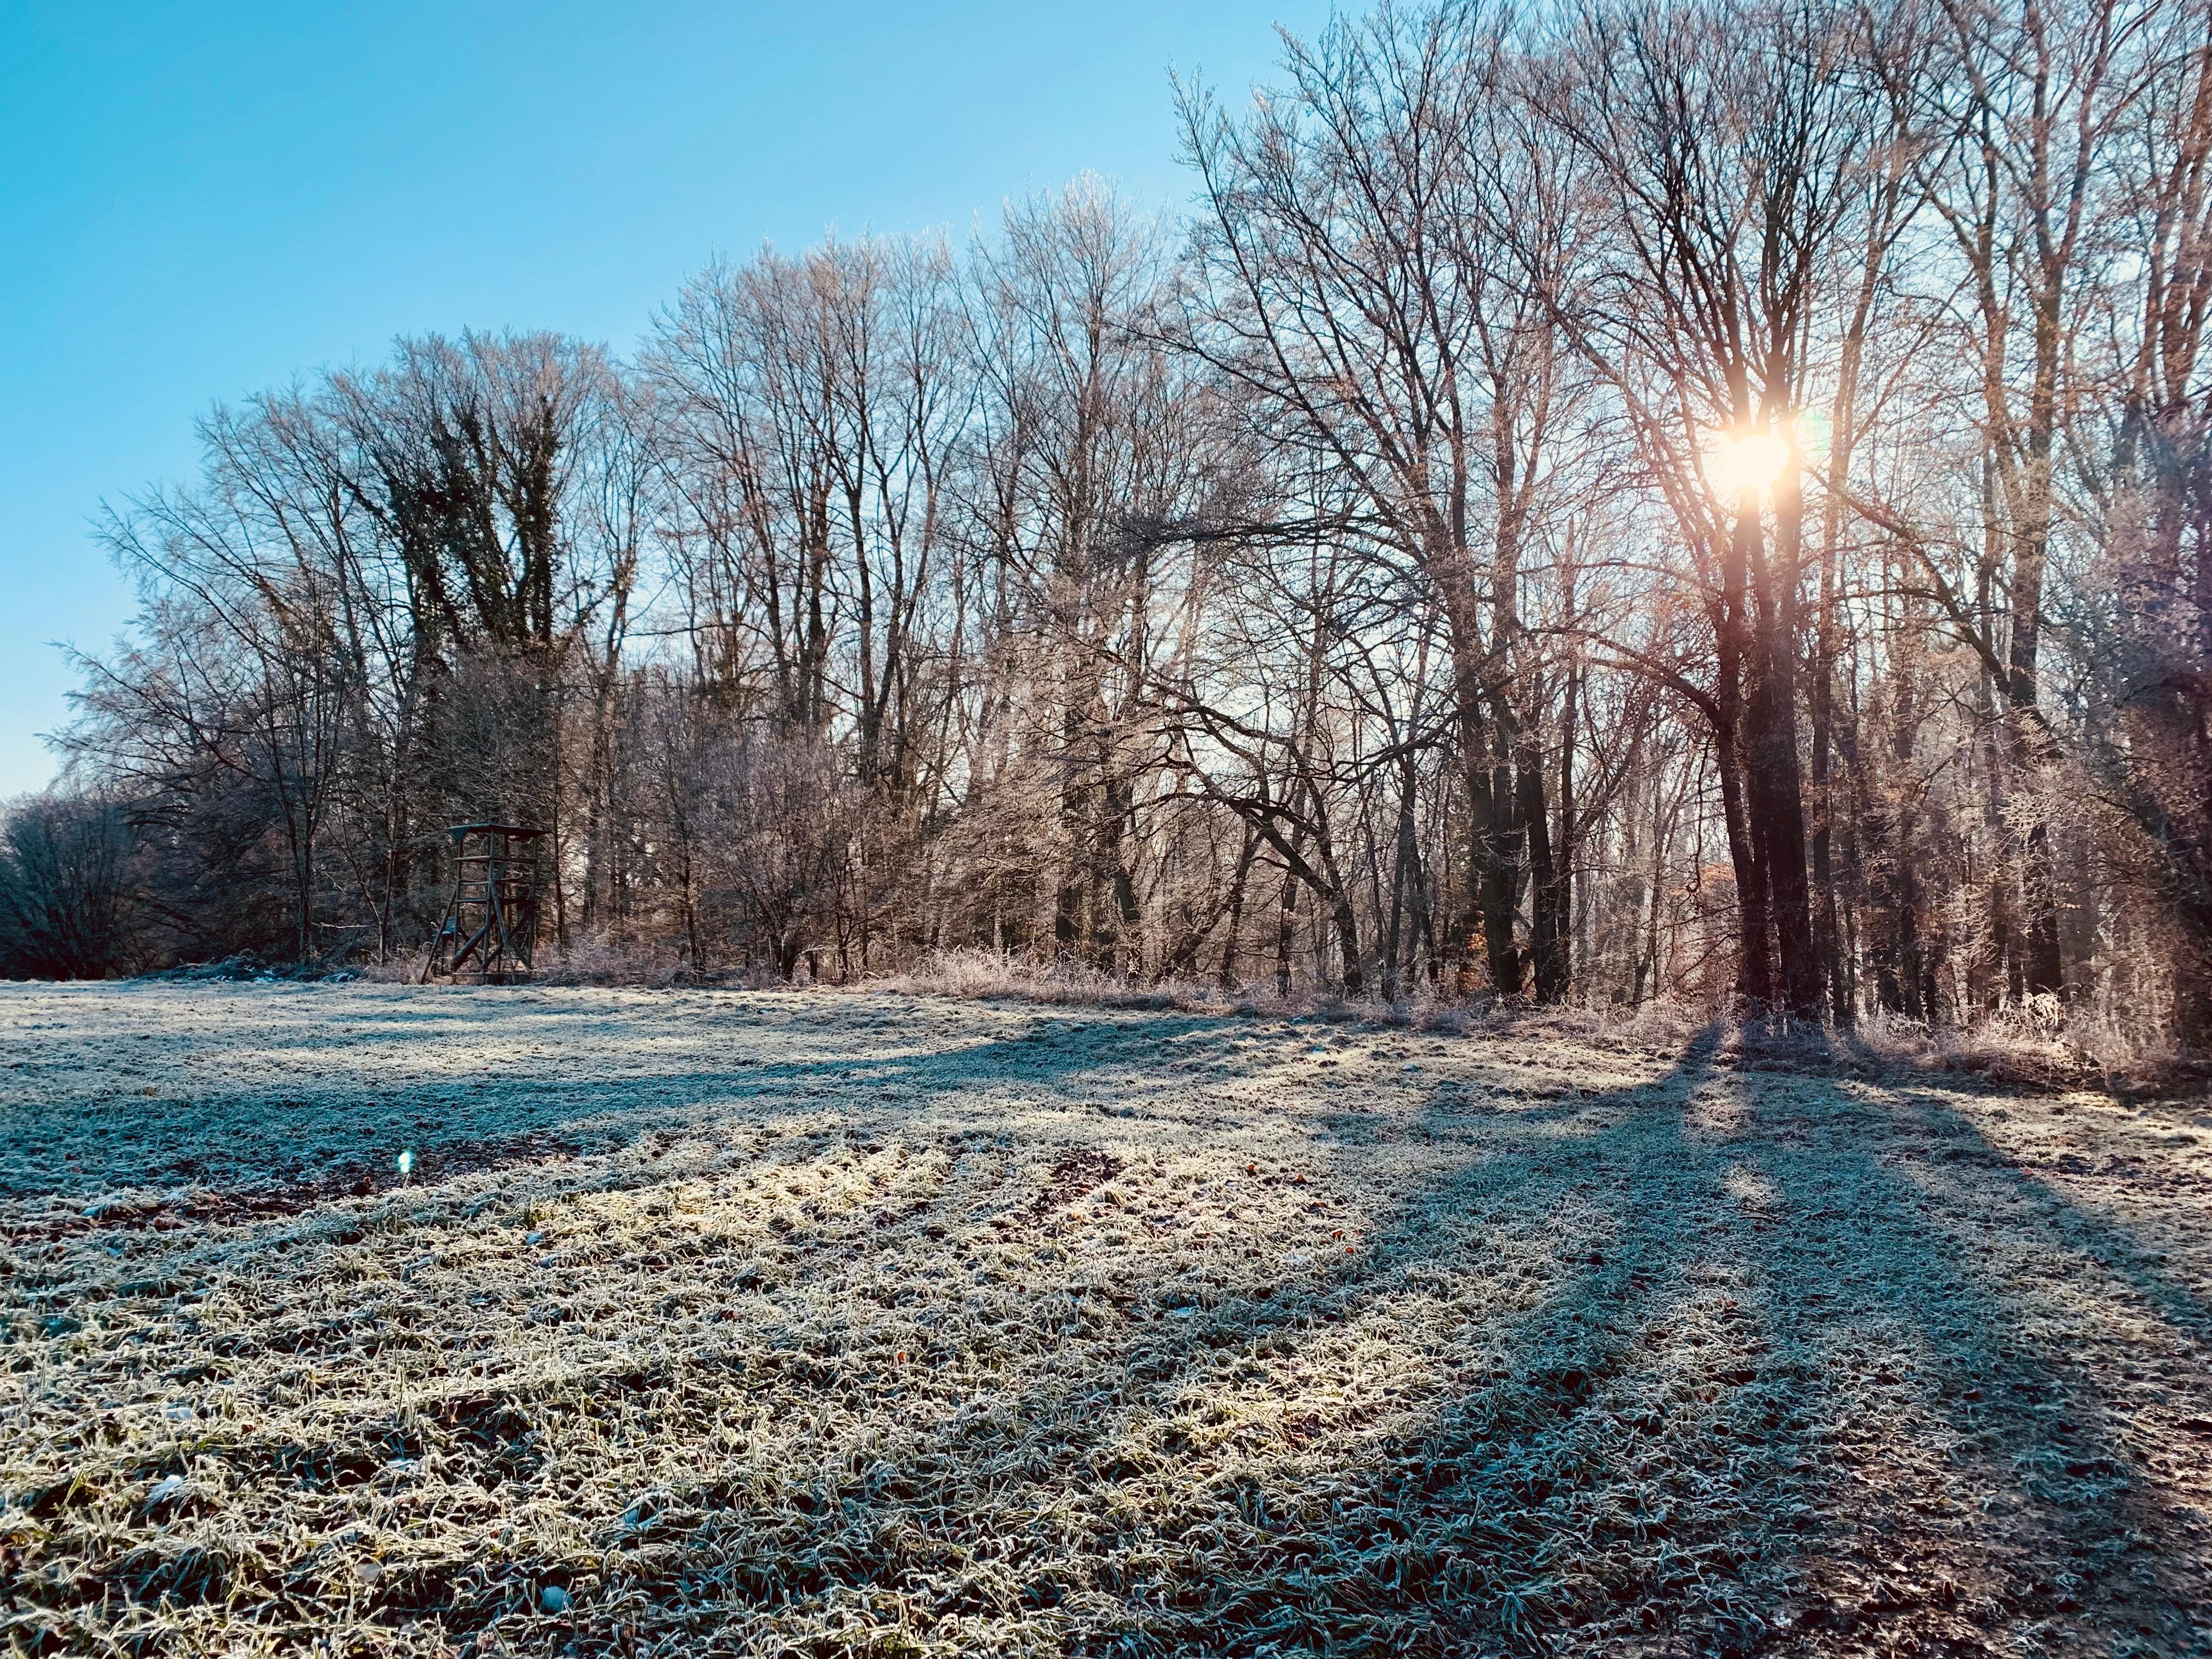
xmin=1709 ymin=427 xmax=1793 ymax=498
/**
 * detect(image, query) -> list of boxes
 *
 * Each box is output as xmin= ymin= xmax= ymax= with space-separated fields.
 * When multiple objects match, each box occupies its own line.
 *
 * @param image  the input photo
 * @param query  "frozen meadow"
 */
xmin=3 ymin=981 xmax=2210 ymax=1655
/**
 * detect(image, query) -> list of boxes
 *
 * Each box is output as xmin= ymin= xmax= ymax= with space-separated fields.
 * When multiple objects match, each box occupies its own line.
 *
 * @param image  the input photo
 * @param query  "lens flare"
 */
xmin=1792 ymin=407 xmax=1832 ymax=464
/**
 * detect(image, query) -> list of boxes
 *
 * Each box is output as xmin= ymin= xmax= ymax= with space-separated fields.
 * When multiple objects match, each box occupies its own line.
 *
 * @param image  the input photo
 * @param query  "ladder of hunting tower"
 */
xmin=425 ymin=824 xmax=545 ymax=984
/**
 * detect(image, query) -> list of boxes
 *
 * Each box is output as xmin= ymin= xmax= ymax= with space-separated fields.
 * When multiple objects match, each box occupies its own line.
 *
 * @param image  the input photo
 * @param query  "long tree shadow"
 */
xmin=1522 ymin=1028 xmax=2210 ymax=1653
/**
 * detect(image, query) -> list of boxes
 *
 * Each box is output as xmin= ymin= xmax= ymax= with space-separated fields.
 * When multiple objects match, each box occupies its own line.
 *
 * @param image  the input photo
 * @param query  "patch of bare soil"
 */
xmin=2 ymin=981 xmax=2208 ymax=1656
xmin=1029 ymin=1147 xmax=1126 ymax=1218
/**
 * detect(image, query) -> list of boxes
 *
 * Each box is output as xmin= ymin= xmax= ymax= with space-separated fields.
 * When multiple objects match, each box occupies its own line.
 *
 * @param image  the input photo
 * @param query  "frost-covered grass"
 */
xmin=3 ymin=981 xmax=2210 ymax=1656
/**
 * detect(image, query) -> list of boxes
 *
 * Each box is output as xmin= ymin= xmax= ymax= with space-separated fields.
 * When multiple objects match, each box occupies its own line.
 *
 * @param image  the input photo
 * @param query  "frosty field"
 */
xmin=3 ymin=982 xmax=2210 ymax=1656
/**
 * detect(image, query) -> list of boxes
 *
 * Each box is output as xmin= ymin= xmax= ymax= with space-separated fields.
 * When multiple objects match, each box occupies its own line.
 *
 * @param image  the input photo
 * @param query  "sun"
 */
xmin=1709 ymin=427 xmax=1793 ymax=499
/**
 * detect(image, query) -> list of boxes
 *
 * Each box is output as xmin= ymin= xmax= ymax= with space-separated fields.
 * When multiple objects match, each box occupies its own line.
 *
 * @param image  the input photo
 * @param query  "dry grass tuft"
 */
xmin=874 ymin=949 xmax=1718 ymax=1045
xmin=868 ymin=947 xmax=1221 ymax=1011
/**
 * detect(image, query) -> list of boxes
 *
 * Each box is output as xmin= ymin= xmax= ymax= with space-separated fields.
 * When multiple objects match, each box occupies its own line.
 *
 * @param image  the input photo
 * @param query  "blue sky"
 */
xmin=0 ymin=1 xmax=1330 ymax=796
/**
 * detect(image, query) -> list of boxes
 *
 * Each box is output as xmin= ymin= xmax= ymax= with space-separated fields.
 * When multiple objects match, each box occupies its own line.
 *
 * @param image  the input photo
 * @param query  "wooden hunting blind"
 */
xmin=425 ymin=824 xmax=545 ymax=983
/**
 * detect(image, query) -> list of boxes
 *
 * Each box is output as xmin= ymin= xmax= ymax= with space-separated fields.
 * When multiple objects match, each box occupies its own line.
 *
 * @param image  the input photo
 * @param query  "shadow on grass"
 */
xmin=8 ymin=1002 xmax=1251 ymax=1203
xmin=397 ymin=1029 xmax=2208 ymax=1651
xmin=12 ymin=1008 xmax=2210 ymax=1655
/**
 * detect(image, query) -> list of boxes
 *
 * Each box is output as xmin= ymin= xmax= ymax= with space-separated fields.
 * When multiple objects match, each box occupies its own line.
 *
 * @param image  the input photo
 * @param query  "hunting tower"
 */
xmin=424 ymin=824 xmax=545 ymax=983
